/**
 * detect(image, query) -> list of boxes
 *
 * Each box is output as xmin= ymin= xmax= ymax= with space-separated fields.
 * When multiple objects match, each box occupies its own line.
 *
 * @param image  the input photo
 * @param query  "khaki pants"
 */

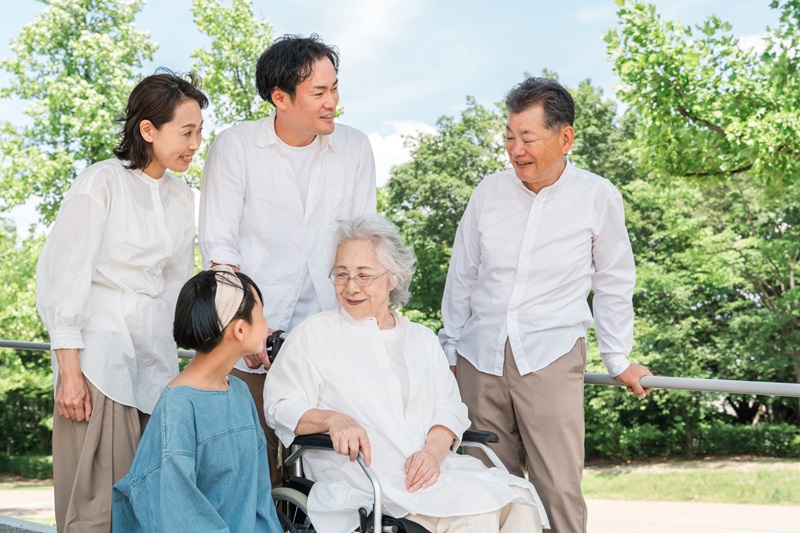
xmin=405 ymin=486 xmax=542 ymax=532
xmin=53 ymin=379 xmax=148 ymax=533
xmin=230 ymin=368 xmax=284 ymax=487
xmin=457 ymin=338 xmax=587 ymax=533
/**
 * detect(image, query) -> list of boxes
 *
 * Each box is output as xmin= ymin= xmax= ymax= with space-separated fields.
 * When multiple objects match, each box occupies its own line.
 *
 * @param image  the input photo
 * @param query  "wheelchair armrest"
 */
xmin=463 ymin=429 xmax=499 ymax=444
xmin=291 ymin=433 xmax=334 ymax=449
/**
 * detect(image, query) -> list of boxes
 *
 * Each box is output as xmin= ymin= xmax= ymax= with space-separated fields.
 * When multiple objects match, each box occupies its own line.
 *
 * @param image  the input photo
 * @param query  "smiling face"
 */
xmin=272 ymin=57 xmax=339 ymax=147
xmin=141 ymin=98 xmax=204 ymax=179
xmin=505 ymin=104 xmax=574 ymax=193
xmin=332 ymin=239 xmax=396 ymax=327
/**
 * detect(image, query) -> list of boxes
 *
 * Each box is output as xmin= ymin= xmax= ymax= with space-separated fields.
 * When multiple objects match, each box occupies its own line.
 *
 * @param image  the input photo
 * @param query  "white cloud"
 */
xmin=738 ymin=33 xmax=769 ymax=54
xmin=367 ymin=120 xmax=437 ymax=187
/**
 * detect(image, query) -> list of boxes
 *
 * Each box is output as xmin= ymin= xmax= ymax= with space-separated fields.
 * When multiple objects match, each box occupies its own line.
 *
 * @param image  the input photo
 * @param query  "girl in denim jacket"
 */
xmin=112 ymin=267 xmax=282 ymax=532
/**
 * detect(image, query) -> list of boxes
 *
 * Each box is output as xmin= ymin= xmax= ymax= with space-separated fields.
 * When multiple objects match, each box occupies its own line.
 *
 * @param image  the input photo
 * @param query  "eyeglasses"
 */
xmin=330 ymin=271 xmax=389 ymax=287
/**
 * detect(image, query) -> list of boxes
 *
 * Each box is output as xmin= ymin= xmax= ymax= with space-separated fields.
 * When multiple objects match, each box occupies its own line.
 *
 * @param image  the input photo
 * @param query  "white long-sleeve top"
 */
xmin=265 ymin=308 xmax=547 ymax=533
xmin=198 ymin=112 xmax=376 ymax=374
xmin=439 ymin=162 xmax=635 ymax=377
xmin=36 ymin=158 xmax=195 ymax=413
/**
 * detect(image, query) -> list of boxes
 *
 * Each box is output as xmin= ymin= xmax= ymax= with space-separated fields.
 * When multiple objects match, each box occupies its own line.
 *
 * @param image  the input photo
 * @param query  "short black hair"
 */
xmin=114 ymin=68 xmax=208 ymax=170
xmin=173 ymin=270 xmax=263 ymax=353
xmin=505 ymin=77 xmax=574 ymax=130
xmin=255 ymin=33 xmax=339 ymax=105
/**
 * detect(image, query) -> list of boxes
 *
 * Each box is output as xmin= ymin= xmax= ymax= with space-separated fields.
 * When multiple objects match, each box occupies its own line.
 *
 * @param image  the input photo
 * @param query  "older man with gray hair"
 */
xmin=439 ymin=77 xmax=652 ymax=533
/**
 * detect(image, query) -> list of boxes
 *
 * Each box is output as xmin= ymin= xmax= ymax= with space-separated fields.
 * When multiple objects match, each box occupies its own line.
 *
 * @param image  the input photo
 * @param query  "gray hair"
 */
xmin=505 ymin=77 xmax=574 ymax=130
xmin=333 ymin=215 xmax=416 ymax=308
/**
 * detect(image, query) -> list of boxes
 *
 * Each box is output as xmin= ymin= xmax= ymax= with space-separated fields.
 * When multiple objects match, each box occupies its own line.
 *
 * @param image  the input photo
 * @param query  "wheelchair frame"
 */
xmin=273 ymin=429 xmax=504 ymax=533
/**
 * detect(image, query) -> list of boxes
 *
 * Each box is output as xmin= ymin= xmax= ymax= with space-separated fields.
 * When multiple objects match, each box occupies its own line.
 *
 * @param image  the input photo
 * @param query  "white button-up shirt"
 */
xmin=265 ymin=308 xmax=548 ymax=533
xmin=439 ymin=162 xmax=635 ymax=377
xmin=199 ymin=113 xmax=376 ymax=373
xmin=36 ymin=159 xmax=195 ymax=413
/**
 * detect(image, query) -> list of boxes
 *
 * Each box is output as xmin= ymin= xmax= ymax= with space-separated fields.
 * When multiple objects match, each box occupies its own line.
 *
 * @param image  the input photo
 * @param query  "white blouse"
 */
xmin=36 ymin=158 xmax=195 ymax=413
xmin=265 ymin=308 xmax=548 ymax=533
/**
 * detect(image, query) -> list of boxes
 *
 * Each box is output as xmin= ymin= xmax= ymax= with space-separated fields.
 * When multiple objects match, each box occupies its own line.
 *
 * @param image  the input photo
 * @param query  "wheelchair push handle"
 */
xmin=266 ymin=330 xmax=287 ymax=363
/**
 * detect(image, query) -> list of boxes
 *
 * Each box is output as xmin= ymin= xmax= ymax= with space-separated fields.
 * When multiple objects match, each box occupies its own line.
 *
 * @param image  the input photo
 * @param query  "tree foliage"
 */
xmin=191 ymin=0 xmax=273 ymax=127
xmin=605 ymin=0 xmax=800 ymax=186
xmin=606 ymin=0 xmax=799 ymax=394
xmin=0 ymin=0 xmax=156 ymax=223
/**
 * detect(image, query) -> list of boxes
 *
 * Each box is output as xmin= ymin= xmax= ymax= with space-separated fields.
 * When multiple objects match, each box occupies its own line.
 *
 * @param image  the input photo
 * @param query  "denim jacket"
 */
xmin=113 ymin=377 xmax=281 ymax=532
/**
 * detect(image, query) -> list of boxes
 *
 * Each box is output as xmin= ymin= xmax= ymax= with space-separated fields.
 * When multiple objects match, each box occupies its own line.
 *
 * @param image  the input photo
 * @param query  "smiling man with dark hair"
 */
xmin=199 ymin=33 xmax=376 ymax=488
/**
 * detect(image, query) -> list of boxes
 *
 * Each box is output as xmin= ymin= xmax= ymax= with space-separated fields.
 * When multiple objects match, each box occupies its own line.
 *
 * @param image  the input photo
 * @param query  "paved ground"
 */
xmin=587 ymin=499 xmax=800 ymax=533
xmin=2 ymin=488 xmax=800 ymax=531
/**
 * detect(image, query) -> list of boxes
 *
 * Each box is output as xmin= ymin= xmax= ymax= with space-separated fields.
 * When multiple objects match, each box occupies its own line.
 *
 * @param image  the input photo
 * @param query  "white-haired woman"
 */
xmin=265 ymin=214 xmax=549 ymax=533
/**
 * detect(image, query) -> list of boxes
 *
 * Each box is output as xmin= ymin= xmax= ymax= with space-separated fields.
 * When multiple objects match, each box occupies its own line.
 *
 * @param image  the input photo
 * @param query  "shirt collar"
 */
xmin=336 ymin=306 xmax=406 ymax=330
xmin=258 ymin=110 xmax=335 ymax=152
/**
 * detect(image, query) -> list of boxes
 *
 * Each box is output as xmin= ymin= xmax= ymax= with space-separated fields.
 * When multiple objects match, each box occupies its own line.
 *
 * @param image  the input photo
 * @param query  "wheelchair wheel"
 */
xmin=273 ymin=487 xmax=314 ymax=532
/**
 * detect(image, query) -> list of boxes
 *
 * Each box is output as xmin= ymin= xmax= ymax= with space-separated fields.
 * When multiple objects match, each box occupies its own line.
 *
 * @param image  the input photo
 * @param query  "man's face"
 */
xmin=273 ymin=57 xmax=339 ymax=147
xmin=505 ymin=105 xmax=574 ymax=193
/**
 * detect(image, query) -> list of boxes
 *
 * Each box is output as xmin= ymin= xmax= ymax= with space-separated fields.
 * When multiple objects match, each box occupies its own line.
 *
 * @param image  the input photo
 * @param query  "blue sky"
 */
xmin=0 ymin=0 xmax=781 ymax=230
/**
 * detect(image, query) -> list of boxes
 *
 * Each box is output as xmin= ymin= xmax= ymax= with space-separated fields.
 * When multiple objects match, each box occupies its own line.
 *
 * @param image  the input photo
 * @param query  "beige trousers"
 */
xmin=406 ymin=486 xmax=542 ymax=532
xmin=456 ymin=338 xmax=588 ymax=533
xmin=53 ymin=379 xmax=148 ymax=533
xmin=230 ymin=368 xmax=284 ymax=487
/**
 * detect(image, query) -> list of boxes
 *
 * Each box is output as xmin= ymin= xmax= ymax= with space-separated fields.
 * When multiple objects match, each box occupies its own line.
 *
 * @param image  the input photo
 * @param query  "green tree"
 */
xmin=605 ymin=0 xmax=800 ymax=395
xmin=381 ymin=97 xmax=506 ymax=329
xmin=605 ymin=0 xmax=800 ymax=187
xmin=0 ymin=221 xmax=51 ymax=455
xmin=191 ymin=0 xmax=273 ymax=127
xmin=185 ymin=0 xmax=274 ymax=187
xmin=0 ymin=0 xmax=157 ymax=223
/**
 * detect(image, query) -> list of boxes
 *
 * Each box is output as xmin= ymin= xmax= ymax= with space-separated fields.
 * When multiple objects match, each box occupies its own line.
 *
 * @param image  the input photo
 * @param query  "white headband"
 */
xmin=211 ymin=265 xmax=245 ymax=330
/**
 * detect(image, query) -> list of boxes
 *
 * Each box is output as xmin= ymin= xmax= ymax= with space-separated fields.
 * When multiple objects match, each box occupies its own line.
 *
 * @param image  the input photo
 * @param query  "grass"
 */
xmin=583 ymin=457 xmax=800 ymax=505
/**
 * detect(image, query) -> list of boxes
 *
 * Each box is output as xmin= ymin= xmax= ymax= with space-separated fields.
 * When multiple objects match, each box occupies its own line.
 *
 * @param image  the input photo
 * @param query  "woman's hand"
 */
xmin=328 ymin=413 xmax=372 ymax=466
xmin=296 ymin=409 xmax=372 ymax=465
xmin=55 ymin=349 xmax=93 ymax=422
xmin=404 ymin=449 xmax=443 ymax=492
xmin=404 ymin=424 xmax=454 ymax=492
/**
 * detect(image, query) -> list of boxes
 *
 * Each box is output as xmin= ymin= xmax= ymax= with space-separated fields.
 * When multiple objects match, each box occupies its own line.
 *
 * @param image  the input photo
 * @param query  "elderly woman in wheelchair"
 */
xmin=265 ymin=214 xmax=549 ymax=533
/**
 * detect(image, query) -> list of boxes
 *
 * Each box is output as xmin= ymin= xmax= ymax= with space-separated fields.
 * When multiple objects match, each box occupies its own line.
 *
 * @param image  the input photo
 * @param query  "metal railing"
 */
xmin=4 ymin=339 xmax=800 ymax=397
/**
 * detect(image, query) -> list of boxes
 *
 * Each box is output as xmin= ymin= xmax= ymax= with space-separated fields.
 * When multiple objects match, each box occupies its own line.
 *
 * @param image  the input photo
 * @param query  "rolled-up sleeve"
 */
xmin=264 ymin=331 xmax=323 ymax=447
xmin=199 ymin=130 xmax=247 ymax=268
xmin=427 ymin=336 xmax=470 ymax=449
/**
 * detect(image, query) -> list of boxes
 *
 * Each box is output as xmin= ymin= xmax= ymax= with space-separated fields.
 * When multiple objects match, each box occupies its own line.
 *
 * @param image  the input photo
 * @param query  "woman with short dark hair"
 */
xmin=36 ymin=69 xmax=207 ymax=532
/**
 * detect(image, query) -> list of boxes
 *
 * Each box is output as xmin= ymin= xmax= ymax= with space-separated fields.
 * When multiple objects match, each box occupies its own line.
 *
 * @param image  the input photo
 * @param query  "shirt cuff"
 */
xmin=441 ymin=343 xmax=457 ymax=366
xmin=48 ymin=329 xmax=85 ymax=350
xmin=601 ymin=353 xmax=631 ymax=377
xmin=273 ymin=398 xmax=314 ymax=448
xmin=204 ymin=247 xmax=242 ymax=269
xmin=430 ymin=414 xmax=468 ymax=451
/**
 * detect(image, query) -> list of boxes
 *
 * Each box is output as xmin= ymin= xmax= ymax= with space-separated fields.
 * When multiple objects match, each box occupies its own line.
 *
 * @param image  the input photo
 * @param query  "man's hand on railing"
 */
xmin=614 ymin=363 xmax=654 ymax=399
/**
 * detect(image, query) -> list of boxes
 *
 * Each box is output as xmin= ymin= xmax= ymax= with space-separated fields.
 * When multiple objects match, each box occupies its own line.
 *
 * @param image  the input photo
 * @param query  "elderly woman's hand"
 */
xmin=404 ymin=449 xmax=443 ymax=492
xmin=404 ymin=424 xmax=455 ymax=492
xmin=328 ymin=413 xmax=372 ymax=466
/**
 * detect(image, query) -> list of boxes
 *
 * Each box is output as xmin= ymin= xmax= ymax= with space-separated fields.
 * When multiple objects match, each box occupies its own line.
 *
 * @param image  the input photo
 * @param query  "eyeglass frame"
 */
xmin=329 ymin=270 xmax=390 ymax=287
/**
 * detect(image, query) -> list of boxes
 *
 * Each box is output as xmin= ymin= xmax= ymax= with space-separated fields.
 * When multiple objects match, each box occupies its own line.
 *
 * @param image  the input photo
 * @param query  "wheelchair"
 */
xmin=272 ymin=430 xmax=505 ymax=532
xmin=266 ymin=331 xmax=509 ymax=532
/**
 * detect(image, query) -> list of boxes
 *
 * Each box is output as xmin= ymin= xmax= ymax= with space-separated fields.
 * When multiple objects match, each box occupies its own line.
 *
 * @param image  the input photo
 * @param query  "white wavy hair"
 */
xmin=333 ymin=214 xmax=416 ymax=308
